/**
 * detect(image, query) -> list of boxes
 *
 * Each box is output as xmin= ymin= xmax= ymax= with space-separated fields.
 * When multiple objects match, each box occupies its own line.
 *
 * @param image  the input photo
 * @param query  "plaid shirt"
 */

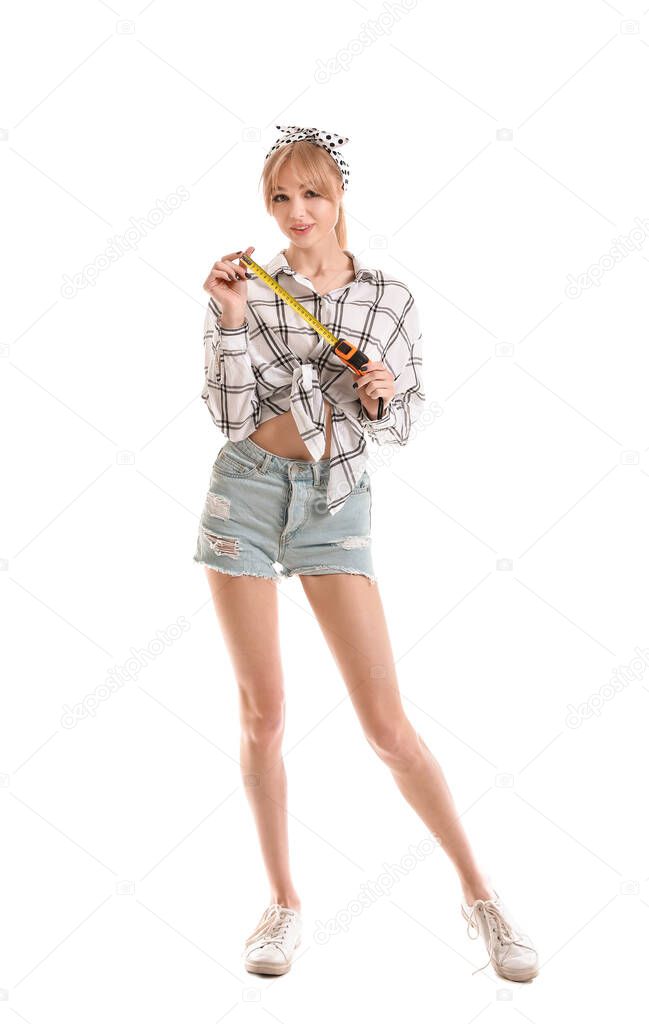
xmin=201 ymin=248 xmax=426 ymax=515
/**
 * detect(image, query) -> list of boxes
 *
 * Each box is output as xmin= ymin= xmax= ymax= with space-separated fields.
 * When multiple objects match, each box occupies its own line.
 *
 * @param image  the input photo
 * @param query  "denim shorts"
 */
xmin=193 ymin=437 xmax=376 ymax=585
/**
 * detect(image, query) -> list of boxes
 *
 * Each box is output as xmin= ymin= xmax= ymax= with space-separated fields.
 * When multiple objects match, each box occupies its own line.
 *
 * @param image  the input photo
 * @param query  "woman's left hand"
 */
xmin=353 ymin=361 xmax=396 ymax=420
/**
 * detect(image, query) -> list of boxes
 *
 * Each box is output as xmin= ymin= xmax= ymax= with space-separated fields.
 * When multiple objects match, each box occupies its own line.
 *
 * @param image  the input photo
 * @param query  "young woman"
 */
xmin=194 ymin=126 xmax=539 ymax=982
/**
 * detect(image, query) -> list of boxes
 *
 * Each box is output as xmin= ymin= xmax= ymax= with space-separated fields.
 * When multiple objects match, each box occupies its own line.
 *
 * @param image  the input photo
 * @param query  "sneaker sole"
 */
xmin=494 ymin=963 xmax=539 ymax=982
xmin=244 ymin=959 xmax=292 ymax=976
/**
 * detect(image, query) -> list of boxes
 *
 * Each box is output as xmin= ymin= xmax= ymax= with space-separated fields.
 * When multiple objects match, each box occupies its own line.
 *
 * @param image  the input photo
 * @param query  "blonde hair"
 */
xmin=259 ymin=140 xmax=348 ymax=250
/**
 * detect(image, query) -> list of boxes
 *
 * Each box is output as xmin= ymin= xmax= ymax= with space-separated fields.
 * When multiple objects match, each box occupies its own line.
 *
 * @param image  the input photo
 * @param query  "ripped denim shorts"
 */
xmin=193 ymin=437 xmax=376 ymax=585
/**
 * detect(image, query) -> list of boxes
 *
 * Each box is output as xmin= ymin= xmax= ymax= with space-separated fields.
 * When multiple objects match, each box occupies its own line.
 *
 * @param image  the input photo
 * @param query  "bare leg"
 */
xmin=204 ymin=567 xmax=301 ymax=911
xmin=298 ymin=573 xmax=494 ymax=906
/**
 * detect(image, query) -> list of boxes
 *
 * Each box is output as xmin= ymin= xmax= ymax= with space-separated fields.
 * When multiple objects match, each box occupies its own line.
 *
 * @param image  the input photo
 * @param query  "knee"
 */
xmin=364 ymin=721 xmax=421 ymax=771
xmin=239 ymin=686 xmax=285 ymax=748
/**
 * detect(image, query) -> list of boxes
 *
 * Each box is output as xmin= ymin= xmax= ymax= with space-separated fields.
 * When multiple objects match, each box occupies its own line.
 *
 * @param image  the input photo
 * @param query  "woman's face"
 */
xmin=270 ymin=159 xmax=341 ymax=247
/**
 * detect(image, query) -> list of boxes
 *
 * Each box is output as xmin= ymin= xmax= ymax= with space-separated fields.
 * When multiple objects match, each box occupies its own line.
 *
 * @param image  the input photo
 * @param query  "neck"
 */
xmin=283 ymin=238 xmax=352 ymax=279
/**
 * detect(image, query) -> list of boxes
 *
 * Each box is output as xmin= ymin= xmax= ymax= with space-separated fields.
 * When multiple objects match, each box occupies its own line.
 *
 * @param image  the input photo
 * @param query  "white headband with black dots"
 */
xmin=265 ymin=125 xmax=351 ymax=191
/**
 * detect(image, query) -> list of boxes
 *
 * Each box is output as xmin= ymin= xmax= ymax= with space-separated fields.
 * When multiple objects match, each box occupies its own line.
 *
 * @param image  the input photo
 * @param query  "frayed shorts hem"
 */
xmin=195 ymin=559 xmax=377 ymax=585
xmin=195 ymin=559 xmax=280 ymax=583
xmin=285 ymin=565 xmax=377 ymax=585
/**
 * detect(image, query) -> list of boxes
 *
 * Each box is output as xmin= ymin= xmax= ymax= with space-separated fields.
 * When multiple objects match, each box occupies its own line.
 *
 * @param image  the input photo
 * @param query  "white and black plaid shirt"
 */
xmin=201 ymin=248 xmax=426 ymax=515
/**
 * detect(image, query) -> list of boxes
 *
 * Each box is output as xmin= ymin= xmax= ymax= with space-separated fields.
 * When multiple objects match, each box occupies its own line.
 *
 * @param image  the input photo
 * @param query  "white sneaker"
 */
xmin=242 ymin=903 xmax=302 ymax=976
xmin=461 ymin=889 xmax=539 ymax=982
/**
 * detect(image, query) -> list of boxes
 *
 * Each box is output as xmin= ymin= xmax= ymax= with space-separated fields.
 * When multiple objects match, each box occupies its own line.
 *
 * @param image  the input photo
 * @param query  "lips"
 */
xmin=291 ymin=224 xmax=314 ymax=233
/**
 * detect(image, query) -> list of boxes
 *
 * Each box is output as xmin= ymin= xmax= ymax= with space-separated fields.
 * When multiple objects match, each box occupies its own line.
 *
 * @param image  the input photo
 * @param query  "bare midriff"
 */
xmin=248 ymin=401 xmax=333 ymax=460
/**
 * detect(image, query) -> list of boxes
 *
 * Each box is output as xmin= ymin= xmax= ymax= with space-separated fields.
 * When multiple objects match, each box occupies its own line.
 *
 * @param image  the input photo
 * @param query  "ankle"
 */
xmin=462 ymin=879 xmax=495 ymax=906
xmin=271 ymin=894 xmax=302 ymax=912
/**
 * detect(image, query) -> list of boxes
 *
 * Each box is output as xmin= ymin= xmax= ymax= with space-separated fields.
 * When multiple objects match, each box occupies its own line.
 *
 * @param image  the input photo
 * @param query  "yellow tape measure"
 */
xmin=238 ymin=251 xmax=384 ymax=418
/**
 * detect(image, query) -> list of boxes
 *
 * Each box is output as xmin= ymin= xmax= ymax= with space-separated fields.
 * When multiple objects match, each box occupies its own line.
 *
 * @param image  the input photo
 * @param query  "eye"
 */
xmin=272 ymin=190 xmax=320 ymax=203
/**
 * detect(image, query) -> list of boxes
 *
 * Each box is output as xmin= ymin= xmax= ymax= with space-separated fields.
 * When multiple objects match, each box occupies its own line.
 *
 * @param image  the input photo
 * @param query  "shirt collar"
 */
xmin=265 ymin=249 xmax=377 ymax=285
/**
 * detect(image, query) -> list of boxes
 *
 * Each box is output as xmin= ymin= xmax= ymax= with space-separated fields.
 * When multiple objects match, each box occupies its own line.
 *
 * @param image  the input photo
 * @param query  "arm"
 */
xmin=201 ymin=296 xmax=261 ymax=437
xmin=359 ymin=291 xmax=426 ymax=445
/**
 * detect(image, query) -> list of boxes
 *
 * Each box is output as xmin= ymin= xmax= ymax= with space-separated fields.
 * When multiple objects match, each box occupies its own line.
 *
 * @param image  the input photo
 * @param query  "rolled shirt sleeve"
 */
xmin=360 ymin=290 xmax=426 ymax=446
xmin=201 ymin=297 xmax=261 ymax=437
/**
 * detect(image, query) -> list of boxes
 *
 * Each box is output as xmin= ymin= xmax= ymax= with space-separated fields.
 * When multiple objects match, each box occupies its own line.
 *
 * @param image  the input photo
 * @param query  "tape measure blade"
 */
xmin=242 ymin=253 xmax=337 ymax=348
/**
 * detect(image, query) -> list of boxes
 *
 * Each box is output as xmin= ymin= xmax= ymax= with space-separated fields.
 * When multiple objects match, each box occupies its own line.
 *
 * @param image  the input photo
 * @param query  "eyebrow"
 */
xmin=273 ymin=183 xmax=309 ymax=190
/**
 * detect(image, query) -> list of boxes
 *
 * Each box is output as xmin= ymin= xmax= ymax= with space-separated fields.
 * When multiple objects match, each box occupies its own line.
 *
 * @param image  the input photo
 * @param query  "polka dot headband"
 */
xmin=265 ymin=125 xmax=351 ymax=191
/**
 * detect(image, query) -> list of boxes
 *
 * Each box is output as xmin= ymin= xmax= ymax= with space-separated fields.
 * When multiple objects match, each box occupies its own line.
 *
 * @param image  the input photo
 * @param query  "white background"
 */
xmin=2 ymin=0 xmax=648 ymax=1020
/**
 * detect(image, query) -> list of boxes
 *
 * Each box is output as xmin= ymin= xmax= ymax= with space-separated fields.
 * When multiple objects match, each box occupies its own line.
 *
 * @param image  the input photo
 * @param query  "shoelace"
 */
xmin=244 ymin=903 xmax=297 ymax=954
xmin=463 ymin=895 xmax=535 ymax=975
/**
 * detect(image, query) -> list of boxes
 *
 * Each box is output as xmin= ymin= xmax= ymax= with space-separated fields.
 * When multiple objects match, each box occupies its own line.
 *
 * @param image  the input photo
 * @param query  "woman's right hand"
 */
xmin=202 ymin=246 xmax=255 ymax=320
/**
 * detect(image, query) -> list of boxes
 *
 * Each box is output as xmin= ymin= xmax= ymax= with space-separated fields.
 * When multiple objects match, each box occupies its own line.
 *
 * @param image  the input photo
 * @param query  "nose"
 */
xmin=286 ymin=200 xmax=307 ymax=218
